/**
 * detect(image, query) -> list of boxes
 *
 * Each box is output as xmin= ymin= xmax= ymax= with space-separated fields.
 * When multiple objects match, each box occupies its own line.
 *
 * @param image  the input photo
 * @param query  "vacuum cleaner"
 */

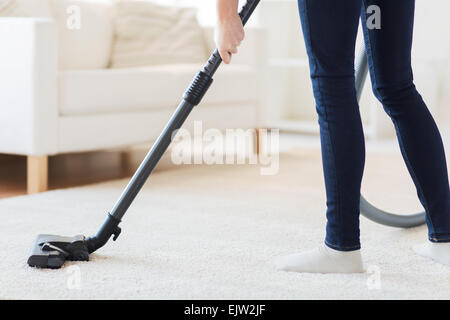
xmin=27 ymin=0 xmax=426 ymax=269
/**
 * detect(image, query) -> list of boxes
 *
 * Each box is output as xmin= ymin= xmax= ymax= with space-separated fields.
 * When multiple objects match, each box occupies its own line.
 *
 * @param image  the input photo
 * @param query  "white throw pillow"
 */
xmin=110 ymin=1 xmax=208 ymax=68
xmin=0 ymin=0 xmax=52 ymax=17
xmin=49 ymin=0 xmax=114 ymax=70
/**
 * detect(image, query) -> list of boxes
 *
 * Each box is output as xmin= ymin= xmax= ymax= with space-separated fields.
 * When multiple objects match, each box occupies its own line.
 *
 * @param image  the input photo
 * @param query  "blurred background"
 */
xmin=0 ymin=0 xmax=449 ymax=211
xmin=1 ymin=0 xmax=449 ymax=300
xmin=178 ymin=0 xmax=450 ymax=139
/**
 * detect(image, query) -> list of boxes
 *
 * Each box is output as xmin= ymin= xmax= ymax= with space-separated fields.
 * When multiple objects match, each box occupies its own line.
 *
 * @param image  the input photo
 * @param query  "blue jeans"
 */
xmin=297 ymin=0 xmax=450 ymax=251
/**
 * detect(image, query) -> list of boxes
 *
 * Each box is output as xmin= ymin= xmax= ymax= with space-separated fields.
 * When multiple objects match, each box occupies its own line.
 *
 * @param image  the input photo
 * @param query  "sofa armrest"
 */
xmin=0 ymin=18 xmax=58 ymax=155
xmin=202 ymin=25 xmax=267 ymax=69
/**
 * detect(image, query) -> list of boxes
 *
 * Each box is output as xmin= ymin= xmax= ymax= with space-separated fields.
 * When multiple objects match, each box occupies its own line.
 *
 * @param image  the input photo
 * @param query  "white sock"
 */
xmin=413 ymin=241 xmax=450 ymax=266
xmin=274 ymin=243 xmax=365 ymax=274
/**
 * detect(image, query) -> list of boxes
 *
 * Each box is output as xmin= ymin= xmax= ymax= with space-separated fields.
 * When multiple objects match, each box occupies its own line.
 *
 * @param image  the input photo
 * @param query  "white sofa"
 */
xmin=0 ymin=17 xmax=266 ymax=193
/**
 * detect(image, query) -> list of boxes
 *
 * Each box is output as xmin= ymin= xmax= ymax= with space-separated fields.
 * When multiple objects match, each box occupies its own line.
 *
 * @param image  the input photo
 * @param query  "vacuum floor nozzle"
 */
xmin=27 ymin=234 xmax=90 ymax=269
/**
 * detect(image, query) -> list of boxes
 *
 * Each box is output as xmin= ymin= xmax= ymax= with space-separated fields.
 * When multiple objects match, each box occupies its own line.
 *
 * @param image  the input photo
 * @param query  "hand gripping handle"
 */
xmin=183 ymin=0 xmax=261 ymax=106
xmin=203 ymin=0 xmax=261 ymax=76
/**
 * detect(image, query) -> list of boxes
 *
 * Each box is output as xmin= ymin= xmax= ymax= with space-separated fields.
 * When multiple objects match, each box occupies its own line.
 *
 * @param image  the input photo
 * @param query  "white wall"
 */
xmin=413 ymin=0 xmax=450 ymax=125
xmin=164 ymin=0 xmax=250 ymax=25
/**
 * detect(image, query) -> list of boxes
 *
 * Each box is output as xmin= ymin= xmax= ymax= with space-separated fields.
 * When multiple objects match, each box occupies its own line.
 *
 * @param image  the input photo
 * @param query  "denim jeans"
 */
xmin=297 ymin=0 xmax=450 ymax=251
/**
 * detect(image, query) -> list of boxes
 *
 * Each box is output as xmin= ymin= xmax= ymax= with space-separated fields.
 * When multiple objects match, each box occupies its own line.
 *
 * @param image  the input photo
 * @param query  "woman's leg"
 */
xmin=361 ymin=0 xmax=450 ymax=265
xmin=300 ymin=0 xmax=365 ymax=251
xmin=275 ymin=0 xmax=365 ymax=273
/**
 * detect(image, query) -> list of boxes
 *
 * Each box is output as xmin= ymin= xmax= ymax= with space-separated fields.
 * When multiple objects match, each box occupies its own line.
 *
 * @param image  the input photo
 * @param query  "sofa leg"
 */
xmin=255 ymin=128 xmax=261 ymax=155
xmin=120 ymin=148 xmax=134 ymax=174
xmin=27 ymin=155 xmax=48 ymax=194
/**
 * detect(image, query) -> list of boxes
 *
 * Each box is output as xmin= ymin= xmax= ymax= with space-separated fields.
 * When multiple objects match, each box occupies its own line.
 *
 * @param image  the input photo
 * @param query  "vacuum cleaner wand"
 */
xmin=28 ymin=0 xmax=261 ymax=268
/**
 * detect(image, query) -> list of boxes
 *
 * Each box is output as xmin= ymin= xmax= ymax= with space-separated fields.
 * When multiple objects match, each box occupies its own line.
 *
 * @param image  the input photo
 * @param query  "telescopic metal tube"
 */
xmin=110 ymin=0 xmax=260 ymax=221
xmin=85 ymin=1 xmax=261 ymax=253
xmin=110 ymin=100 xmax=195 ymax=220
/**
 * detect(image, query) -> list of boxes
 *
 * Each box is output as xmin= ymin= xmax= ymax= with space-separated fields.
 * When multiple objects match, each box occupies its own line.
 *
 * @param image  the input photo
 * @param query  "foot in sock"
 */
xmin=273 ymin=243 xmax=365 ymax=274
xmin=413 ymin=241 xmax=450 ymax=266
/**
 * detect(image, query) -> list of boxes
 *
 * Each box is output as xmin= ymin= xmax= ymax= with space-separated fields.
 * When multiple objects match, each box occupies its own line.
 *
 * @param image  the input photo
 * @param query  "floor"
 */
xmin=0 ymin=133 xmax=428 ymax=216
xmin=1 ymin=144 xmax=448 ymax=299
xmin=0 ymin=133 xmax=417 ymax=200
xmin=0 ymin=152 xmax=133 ymax=199
xmin=0 ymin=137 xmax=227 ymax=199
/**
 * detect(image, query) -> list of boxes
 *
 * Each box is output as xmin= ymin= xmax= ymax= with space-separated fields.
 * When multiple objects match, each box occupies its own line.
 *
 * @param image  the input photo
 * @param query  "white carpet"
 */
xmin=1 ymin=150 xmax=449 ymax=299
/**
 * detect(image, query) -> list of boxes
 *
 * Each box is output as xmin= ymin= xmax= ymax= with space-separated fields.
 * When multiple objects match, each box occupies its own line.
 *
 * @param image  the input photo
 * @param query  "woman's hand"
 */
xmin=215 ymin=1 xmax=244 ymax=64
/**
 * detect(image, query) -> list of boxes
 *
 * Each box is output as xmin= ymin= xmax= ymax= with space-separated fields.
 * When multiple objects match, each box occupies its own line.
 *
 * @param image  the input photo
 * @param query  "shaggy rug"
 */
xmin=0 ymin=149 xmax=448 ymax=299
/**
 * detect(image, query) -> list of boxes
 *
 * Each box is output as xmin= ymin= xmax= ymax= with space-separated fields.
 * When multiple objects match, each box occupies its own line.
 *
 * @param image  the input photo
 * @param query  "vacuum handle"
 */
xmin=202 ymin=0 xmax=260 ymax=77
xmin=240 ymin=0 xmax=261 ymax=26
xmin=184 ymin=0 xmax=261 ymax=105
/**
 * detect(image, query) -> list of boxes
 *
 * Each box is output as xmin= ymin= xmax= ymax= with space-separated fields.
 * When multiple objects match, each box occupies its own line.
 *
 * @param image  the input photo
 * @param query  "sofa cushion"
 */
xmin=58 ymin=64 xmax=260 ymax=116
xmin=0 ymin=0 xmax=52 ymax=17
xmin=49 ymin=0 xmax=114 ymax=70
xmin=110 ymin=1 xmax=208 ymax=68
